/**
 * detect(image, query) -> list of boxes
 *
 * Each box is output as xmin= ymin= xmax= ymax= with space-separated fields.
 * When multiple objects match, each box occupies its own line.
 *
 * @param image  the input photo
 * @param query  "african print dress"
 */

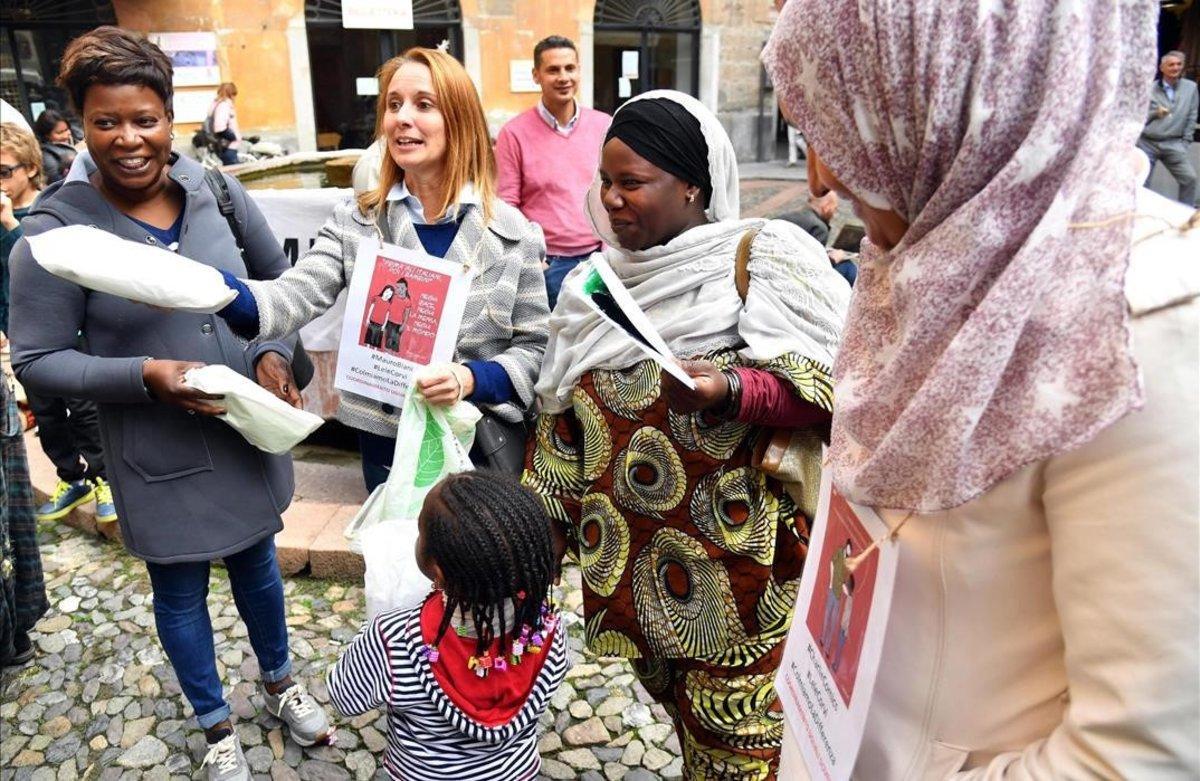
xmin=523 ymin=348 xmax=831 ymax=780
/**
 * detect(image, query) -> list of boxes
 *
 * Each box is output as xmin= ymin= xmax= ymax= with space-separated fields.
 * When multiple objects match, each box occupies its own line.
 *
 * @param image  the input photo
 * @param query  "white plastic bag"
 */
xmin=27 ymin=225 xmax=237 ymax=313
xmin=361 ymin=521 xmax=432 ymax=620
xmin=348 ymin=388 xmax=479 ymax=618
xmin=183 ymin=365 xmax=323 ymax=454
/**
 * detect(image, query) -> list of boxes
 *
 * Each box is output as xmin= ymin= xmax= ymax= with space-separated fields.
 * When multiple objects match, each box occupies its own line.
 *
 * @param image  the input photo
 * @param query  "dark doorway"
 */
xmin=593 ymin=0 xmax=701 ymax=115
xmin=304 ymin=0 xmax=463 ymax=150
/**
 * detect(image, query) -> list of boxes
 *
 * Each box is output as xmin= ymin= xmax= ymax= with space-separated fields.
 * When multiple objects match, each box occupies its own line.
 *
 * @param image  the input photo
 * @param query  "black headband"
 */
xmin=605 ymin=98 xmax=712 ymax=207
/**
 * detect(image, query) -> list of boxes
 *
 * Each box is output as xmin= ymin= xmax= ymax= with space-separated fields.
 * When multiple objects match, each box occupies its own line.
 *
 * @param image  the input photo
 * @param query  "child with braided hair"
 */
xmin=327 ymin=470 xmax=568 ymax=780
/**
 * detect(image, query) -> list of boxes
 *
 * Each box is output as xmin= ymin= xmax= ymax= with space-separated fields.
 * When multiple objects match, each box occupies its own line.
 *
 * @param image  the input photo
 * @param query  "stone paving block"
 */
xmin=308 ymin=504 xmax=365 ymax=580
xmin=277 ymin=501 xmax=340 ymax=575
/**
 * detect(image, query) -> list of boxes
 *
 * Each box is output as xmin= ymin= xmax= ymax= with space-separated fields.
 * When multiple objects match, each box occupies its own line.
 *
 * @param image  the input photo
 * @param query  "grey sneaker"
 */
xmin=264 ymin=683 xmax=331 ymax=746
xmin=201 ymin=734 xmax=251 ymax=781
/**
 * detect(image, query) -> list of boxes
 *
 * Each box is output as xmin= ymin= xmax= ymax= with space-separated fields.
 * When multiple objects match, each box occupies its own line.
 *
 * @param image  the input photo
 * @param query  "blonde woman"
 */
xmin=217 ymin=49 xmax=550 ymax=490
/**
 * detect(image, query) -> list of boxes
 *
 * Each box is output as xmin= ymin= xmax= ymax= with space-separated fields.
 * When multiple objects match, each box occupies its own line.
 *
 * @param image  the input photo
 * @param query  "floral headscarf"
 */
xmin=762 ymin=0 xmax=1158 ymax=511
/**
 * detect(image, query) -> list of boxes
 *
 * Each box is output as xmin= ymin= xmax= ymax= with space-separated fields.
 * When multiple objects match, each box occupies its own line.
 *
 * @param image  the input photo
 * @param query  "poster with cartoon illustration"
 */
xmin=336 ymin=239 xmax=472 ymax=407
xmin=775 ymin=466 xmax=899 ymax=781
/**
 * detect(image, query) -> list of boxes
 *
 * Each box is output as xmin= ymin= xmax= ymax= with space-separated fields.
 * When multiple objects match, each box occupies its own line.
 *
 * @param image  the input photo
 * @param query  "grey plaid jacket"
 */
xmin=245 ymin=196 xmax=550 ymax=437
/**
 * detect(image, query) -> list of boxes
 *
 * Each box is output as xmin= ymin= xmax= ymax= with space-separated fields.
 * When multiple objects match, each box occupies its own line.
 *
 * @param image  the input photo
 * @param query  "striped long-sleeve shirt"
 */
xmin=327 ymin=600 xmax=568 ymax=780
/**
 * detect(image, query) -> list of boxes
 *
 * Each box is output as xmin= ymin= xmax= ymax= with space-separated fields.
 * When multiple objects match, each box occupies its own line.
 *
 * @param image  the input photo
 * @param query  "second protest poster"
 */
xmin=335 ymin=239 xmax=472 ymax=408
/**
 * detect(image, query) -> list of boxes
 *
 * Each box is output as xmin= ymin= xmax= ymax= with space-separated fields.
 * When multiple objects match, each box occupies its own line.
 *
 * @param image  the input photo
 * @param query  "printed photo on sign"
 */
xmin=357 ymin=257 xmax=450 ymax=364
xmin=335 ymin=239 xmax=472 ymax=408
xmin=775 ymin=466 xmax=900 ymax=781
xmin=804 ymin=490 xmax=880 ymax=706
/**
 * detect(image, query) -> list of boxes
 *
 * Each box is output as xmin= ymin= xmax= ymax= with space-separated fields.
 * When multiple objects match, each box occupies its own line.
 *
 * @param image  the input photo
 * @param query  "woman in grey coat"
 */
xmin=7 ymin=28 xmax=328 ymax=780
xmin=215 ymin=48 xmax=550 ymax=491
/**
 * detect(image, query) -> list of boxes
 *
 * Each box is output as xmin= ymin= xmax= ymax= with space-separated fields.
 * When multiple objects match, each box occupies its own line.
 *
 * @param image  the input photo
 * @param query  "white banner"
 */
xmin=335 ymin=239 xmax=472 ymax=407
xmin=342 ymin=0 xmax=414 ymax=29
xmin=247 ymin=187 xmax=352 ymax=352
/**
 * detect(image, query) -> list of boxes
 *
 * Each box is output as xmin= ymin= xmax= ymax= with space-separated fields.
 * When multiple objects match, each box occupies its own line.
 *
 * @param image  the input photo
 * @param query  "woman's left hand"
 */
xmin=661 ymin=359 xmax=729 ymax=414
xmin=255 ymin=351 xmax=302 ymax=408
xmin=417 ymin=363 xmax=475 ymax=406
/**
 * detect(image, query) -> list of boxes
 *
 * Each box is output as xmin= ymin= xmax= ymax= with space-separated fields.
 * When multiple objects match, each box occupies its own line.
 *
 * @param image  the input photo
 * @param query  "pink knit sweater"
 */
xmin=495 ymin=105 xmax=611 ymax=256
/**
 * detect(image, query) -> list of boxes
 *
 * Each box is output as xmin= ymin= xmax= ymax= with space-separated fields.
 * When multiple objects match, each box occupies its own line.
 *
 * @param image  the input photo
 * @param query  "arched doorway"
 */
xmin=304 ymin=0 xmax=463 ymax=150
xmin=593 ymin=0 xmax=701 ymax=115
xmin=0 ymin=1 xmax=117 ymax=123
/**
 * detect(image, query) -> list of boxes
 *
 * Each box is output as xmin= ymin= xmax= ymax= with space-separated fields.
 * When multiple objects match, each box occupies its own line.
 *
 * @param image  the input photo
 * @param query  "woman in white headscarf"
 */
xmin=763 ymin=0 xmax=1199 ymax=777
xmin=524 ymin=90 xmax=850 ymax=779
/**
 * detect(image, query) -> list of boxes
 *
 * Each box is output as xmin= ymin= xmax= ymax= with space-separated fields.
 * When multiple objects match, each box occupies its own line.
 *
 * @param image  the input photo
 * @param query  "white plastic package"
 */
xmin=27 ymin=225 xmax=237 ymax=313
xmin=183 ymin=365 xmax=323 ymax=454
xmin=361 ymin=519 xmax=433 ymax=620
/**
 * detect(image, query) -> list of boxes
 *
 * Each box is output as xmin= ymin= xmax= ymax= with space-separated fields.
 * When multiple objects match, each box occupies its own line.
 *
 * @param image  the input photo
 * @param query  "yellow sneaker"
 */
xmin=36 ymin=479 xmax=95 ymax=522
xmin=93 ymin=477 xmax=118 ymax=523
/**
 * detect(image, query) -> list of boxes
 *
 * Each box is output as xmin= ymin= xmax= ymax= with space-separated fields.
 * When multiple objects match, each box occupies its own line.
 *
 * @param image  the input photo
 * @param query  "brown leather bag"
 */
xmin=734 ymin=227 xmax=824 ymax=518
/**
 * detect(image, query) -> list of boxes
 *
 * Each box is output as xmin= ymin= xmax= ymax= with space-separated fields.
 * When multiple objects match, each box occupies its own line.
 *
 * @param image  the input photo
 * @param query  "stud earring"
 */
xmin=687 ymin=192 xmax=696 ymax=204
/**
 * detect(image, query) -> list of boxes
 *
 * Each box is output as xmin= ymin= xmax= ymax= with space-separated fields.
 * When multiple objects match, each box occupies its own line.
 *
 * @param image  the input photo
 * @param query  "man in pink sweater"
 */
xmin=495 ymin=36 xmax=611 ymax=309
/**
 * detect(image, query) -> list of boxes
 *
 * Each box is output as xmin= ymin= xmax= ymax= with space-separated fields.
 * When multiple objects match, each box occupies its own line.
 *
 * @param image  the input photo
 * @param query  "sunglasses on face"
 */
xmin=0 ymin=163 xmax=26 ymax=179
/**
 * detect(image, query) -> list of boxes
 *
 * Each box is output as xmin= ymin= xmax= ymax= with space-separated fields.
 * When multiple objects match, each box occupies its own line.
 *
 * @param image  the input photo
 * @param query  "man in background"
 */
xmin=495 ymin=36 xmax=611 ymax=309
xmin=1138 ymin=50 xmax=1198 ymax=206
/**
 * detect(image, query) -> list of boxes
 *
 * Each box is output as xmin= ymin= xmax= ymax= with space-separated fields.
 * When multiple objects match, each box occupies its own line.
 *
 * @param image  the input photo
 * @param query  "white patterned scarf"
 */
xmin=762 ymin=0 xmax=1157 ymax=511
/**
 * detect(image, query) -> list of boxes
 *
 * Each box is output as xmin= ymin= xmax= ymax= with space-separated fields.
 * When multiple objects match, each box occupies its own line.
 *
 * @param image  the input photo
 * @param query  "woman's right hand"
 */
xmin=142 ymin=360 xmax=226 ymax=415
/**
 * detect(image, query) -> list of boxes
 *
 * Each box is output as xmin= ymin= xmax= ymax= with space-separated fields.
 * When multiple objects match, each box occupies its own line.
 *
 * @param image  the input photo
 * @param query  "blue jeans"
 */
xmin=544 ymin=253 xmax=594 ymax=310
xmin=358 ymin=430 xmax=395 ymax=493
xmin=145 ymin=536 xmax=291 ymax=728
xmin=218 ymin=147 xmax=239 ymax=166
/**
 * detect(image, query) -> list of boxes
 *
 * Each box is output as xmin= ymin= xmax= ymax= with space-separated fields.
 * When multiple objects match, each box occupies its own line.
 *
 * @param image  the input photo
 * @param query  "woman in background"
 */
xmin=207 ymin=82 xmax=241 ymax=165
xmin=33 ymin=109 xmax=77 ymax=185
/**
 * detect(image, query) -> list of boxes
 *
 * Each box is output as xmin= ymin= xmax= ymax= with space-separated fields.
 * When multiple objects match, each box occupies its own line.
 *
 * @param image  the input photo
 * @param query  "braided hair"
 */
xmin=423 ymin=470 xmax=555 ymax=657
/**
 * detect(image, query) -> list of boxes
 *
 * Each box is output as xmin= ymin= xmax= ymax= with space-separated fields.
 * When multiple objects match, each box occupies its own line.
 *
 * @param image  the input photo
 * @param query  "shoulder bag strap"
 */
xmin=204 ymin=167 xmax=245 ymax=260
xmin=734 ymin=226 xmax=760 ymax=304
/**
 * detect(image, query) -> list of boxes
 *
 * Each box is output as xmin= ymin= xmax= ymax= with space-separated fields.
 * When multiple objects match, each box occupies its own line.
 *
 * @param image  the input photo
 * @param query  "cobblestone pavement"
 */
xmin=0 ymin=522 xmax=684 ymax=781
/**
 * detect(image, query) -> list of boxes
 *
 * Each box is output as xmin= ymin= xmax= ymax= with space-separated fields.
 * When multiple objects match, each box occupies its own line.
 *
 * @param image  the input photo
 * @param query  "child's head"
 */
xmin=396 ymin=278 xmax=409 ymax=297
xmin=417 ymin=470 xmax=555 ymax=654
xmin=379 ymin=284 xmax=395 ymax=301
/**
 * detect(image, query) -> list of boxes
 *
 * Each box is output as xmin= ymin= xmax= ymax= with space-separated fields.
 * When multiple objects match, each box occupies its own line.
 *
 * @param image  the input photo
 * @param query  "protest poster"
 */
xmin=776 ymin=468 xmax=899 ymax=781
xmin=335 ymin=239 xmax=471 ymax=407
xmin=573 ymin=256 xmax=696 ymax=389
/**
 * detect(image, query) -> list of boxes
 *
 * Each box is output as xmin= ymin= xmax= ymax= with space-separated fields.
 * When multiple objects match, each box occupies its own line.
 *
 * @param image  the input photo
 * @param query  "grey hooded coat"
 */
xmin=8 ymin=152 xmax=299 ymax=564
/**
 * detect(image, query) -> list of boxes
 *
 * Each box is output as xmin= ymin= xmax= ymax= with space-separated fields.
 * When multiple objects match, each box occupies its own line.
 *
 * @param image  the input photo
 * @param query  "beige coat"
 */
xmin=781 ymin=187 xmax=1200 ymax=779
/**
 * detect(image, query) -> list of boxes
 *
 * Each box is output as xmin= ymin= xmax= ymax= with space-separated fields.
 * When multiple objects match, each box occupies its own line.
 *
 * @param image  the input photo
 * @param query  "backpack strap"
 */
xmin=734 ymin=226 xmax=760 ymax=303
xmin=204 ymin=167 xmax=245 ymax=259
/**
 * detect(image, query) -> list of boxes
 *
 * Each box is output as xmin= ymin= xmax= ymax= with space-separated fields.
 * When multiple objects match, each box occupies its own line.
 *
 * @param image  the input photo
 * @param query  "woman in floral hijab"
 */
xmin=764 ymin=0 xmax=1198 ymax=776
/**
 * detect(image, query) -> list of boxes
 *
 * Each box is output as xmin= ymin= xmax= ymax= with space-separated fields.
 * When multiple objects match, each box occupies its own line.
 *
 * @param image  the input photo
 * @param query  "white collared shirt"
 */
xmin=387 ymin=180 xmax=480 ymax=225
xmin=536 ymin=99 xmax=580 ymax=137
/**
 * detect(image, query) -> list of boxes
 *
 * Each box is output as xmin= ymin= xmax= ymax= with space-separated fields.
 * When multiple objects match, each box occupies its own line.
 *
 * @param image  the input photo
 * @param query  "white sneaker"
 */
xmin=201 ymin=734 xmax=251 ymax=781
xmin=264 ymin=682 xmax=332 ymax=747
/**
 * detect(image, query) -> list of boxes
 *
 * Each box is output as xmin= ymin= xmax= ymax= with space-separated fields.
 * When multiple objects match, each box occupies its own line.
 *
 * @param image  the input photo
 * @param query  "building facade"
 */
xmin=2 ymin=0 xmax=787 ymax=160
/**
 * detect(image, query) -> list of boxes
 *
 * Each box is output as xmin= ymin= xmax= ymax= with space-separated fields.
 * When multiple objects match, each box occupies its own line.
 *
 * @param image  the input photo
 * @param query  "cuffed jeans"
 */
xmin=145 ymin=536 xmax=291 ymax=728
